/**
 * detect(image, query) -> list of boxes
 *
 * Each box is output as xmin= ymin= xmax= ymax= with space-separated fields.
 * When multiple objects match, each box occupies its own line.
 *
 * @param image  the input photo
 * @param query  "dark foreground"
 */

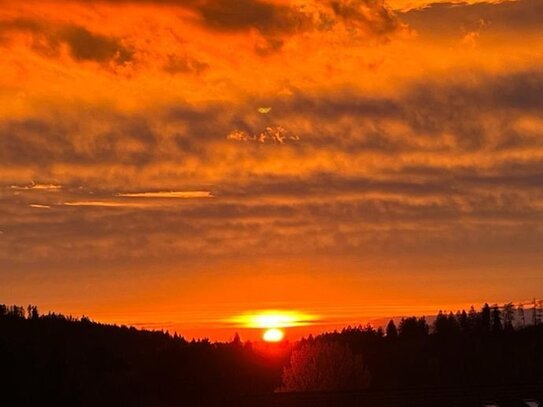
xmin=1 ymin=303 xmax=543 ymax=406
xmin=228 ymin=385 xmax=543 ymax=407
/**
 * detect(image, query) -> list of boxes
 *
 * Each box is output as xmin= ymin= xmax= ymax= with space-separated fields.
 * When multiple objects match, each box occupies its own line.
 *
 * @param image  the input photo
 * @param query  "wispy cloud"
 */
xmin=29 ymin=204 xmax=52 ymax=209
xmin=117 ymin=191 xmax=213 ymax=199
xmin=9 ymin=183 xmax=62 ymax=192
xmin=63 ymin=201 xmax=152 ymax=208
xmin=62 ymin=191 xmax=214 ymax=208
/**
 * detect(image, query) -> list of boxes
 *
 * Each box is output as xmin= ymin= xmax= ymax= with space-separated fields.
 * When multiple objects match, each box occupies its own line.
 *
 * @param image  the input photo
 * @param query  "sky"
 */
xmin=1 ymin=0 xmax=543 ymax=341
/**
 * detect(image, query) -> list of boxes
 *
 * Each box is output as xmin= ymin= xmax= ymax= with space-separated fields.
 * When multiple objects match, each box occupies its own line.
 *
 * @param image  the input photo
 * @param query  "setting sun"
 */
xmin=227 ymin=310 xmax=317 ymax=329
xmin=263 ymin=328 xmax=285 ymax=342
xmin=226 ymin=310 xmax=316 ymax=342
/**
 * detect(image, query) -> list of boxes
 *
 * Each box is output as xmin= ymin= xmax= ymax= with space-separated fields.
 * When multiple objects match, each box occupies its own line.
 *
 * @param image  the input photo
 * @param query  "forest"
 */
xmin=1 ymin=303 xmax=542 ymax=406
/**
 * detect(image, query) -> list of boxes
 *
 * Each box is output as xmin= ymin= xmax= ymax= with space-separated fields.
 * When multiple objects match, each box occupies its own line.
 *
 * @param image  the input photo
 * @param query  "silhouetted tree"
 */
xmin=491 ymin=305 xmax=502 ymax=332
xmin=434 ymin=311 xmax=447 ymax=334
xmin=502 ymin=303 xmax=515 ymax=330
xmin=536 ymin=300 xmax=543 ymax=326
xmin=231 ymin=332 xmax=242 ymax=347
xmin=376 ymin=326 xmax=384 ymax=338
xmin=7 ymin=305 xmax=25 ymax=318
xmin=481 ymin=303 xmax=491 ymax=332
xmin=457 ymin=310 xmax=468 ymax=332
xmin=517 ymin=303 xmax=525 ymax=327
xmin=434 ymin=312 xmax=460 ymax=336
xmin=26 ymin=305 xmax=39 ymax=320
xmin=399 ymin=317 xmax=429 ymax=339
xmin=386 ymin=320 xmax=398 ymax=339
xmin=468 ymin=306 xmax=479 ymax=331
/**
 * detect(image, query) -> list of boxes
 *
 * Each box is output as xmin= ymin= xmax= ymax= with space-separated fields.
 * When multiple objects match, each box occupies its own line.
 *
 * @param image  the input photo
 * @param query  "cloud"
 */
xmin=0 ymin=114 xmax=156 ymax=166
xmin=402 ymin=0 xmax=543 ymax=38
xmin=0 ymin=18 xmax=134 ymax=65
xmin=3 ymin=185 xmax=542 ymax=266
xmin=178 ymin=0 xmax=403 ymax=55
xmin=63 ymin=201 xmax=155 ymax=208
xmin=1 ymin=0 xmax=543 ymax=270
xmin=1 ymin=0 xmax=402 ymax=64
xmin=227 ymin=126 xmax=300 ymax=144
xmin=163 ymin=54 xmax=209 ymax=75
xmin=29 ymin=204 xmax=52 ymax=209
xmin=60 ymin=25 xmax=134 ymax=64
xmin=9 ymin=183 xmax=62 ymax=191
xmin=117 ymin=191 xmax=213 ymax=198
xmin=197 ymin=0 xmax=401 ymax=39
xmin=56 ymin=0 xmax=401 ymax=38
xmin=197 ymin=0 xmax=294 ymax=33
xmin=41 ymin=191 xmax=214 ymax=210
xmin=2 ymin=68 xmax=543 ymax=175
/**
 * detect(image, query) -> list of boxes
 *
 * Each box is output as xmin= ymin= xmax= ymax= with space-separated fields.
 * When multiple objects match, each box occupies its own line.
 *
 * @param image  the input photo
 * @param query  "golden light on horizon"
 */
xmin=263 ymin=328 xmax=284 ymax=342
xmin=227 ymin=310 xmax=317 ymax=329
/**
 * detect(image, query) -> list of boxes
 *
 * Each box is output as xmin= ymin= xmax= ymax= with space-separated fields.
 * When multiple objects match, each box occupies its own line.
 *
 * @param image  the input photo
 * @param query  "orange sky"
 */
xmin=1 ymin=0 xmax=543 ymax=341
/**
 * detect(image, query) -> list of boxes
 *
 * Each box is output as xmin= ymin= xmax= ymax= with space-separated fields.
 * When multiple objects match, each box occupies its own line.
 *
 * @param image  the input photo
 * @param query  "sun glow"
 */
xmin=263 ymin=328 xmax=284 ymax=342
xmin=227 ymin=310 xmax=316 ymax=329
xmin=226 ymin=310 xmax=317 ymax=342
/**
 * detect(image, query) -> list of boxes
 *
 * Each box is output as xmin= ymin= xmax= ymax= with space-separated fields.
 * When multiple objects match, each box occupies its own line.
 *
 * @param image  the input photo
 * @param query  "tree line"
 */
xmin=281 ymin=301 xmax=543 ymax=392
xmin=1 ymin=301 xmax=542 ymax=406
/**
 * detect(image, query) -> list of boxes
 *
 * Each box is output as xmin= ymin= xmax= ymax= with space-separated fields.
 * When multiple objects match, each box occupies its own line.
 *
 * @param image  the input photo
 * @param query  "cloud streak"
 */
xmin=0 ymin=18 xmax=134 ymax=65
xmin=9 ymin=183 xmax=62 ymax=191
xmin=117 ymin=191 xmax=213 ymax=198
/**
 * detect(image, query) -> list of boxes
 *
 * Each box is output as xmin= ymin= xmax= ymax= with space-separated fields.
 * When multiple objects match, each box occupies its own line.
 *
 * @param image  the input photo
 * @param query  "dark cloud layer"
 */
xmin=61 ymin=25 xmax=133 ymax=63
xmin=403 ymin=0 xmax=543 ymax=37
xmin=198 ymin=0 xmax=295 ymax=32
xmin=0 ymin=115 xmax=155 ymax=166
xmin=2 ymin=66 xmax=543 ymax=265
xmin=2 ymin=68 xmax=543 ymax=167
xmin=0 ymin=0 xmax=542 ymax=276
xmin=0 ymin=18 xmax=133 ymax=64
xmin=7 ymin=0 xmax=401 ymax=43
